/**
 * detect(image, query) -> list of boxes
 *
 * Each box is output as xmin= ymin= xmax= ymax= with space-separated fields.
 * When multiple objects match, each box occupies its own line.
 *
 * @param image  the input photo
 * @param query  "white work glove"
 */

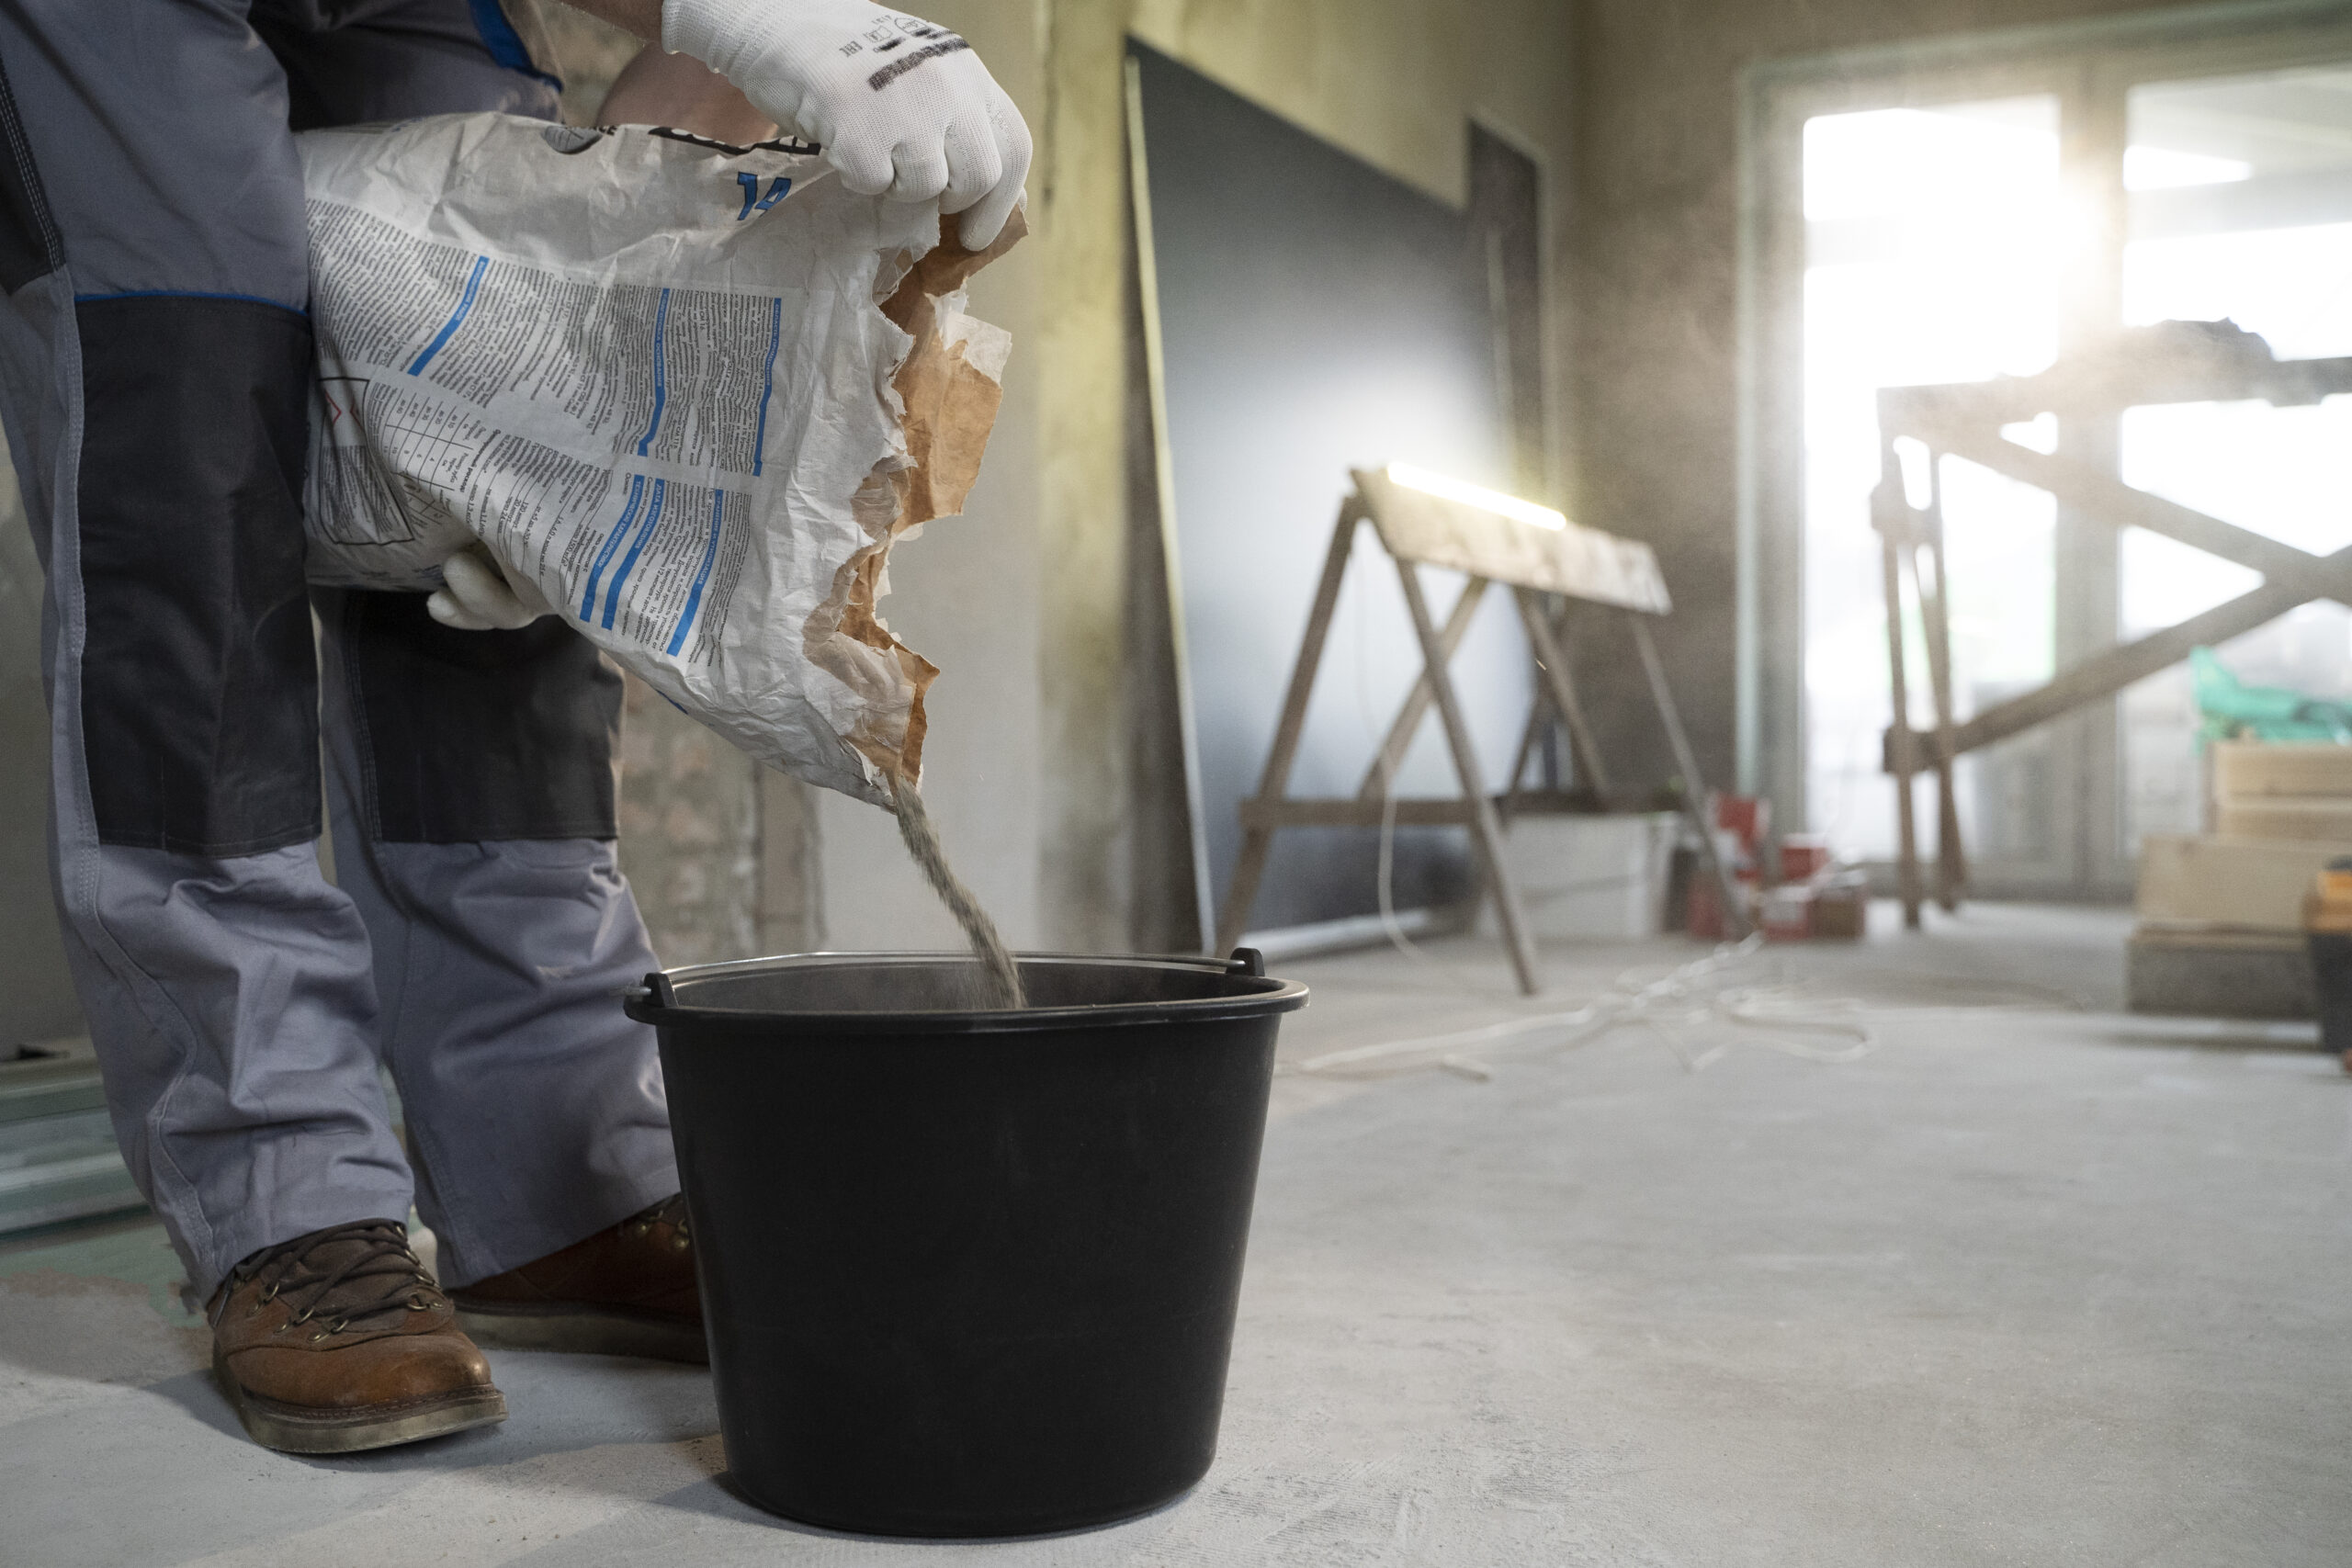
xmin=662 ymin=0 xmax=1030 ymax=249
xmin=426 ymin=545 xmax=549 ymax=632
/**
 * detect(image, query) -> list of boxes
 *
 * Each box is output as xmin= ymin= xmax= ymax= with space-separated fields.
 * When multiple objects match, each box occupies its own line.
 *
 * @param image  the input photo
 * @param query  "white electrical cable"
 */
xmin=1369 ymin=732 xmax=1645 ymax=952
xmin=1336 ymin=562 xmax=1948 ymax=1080
xmin=1349 ymin=539 xmax=1434 ymax=967
xmin=1279 ymin=937 xmax=2080 ymax=1084
xmin=1282 ymin=933 xmax=1768 ymax=1079
xmin=1324 ymin=563 xmax=2077 ymax=1081
xmin=1374 ymin=746 xmax=1430 ymax=964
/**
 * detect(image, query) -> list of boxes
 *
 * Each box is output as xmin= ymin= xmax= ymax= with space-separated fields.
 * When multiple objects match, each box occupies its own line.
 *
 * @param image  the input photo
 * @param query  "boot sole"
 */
xmin=454 ymin=1302 xmax=709 ymax=1365
xmin=215 ymin=1350 xmax=507 ymax=1455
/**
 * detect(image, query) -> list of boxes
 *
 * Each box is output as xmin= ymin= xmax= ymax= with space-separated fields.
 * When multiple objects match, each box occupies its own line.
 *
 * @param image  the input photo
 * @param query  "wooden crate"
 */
xmin=2212 ymin=740 xmax=2352 ymax=800
xmin=2214 ymin=796 xmax=2352 ymax=843
xmin=2136 ymin=833 xmax=2350 ymax=931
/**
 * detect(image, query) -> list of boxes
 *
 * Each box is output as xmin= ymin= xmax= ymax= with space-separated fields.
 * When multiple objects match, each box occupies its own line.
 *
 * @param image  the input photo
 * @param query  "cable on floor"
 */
xmin=1280 ymin=933 xmax=1768 ymax=1079
xmin=1341 ymin=670 xmax=2066 ymax=1082
xmin=1278 ymin=931 xmax=2076 ymax=1083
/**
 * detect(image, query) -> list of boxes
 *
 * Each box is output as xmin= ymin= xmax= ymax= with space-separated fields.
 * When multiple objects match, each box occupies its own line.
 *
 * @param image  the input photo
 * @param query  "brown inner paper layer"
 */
xmin=804 ymin=207 xmax=1026 ymax=788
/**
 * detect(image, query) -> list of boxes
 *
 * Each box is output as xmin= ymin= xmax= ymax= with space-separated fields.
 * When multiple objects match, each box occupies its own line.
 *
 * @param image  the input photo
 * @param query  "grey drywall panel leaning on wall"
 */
xmin=1131 ymin=40 xmax=1529 ymax=936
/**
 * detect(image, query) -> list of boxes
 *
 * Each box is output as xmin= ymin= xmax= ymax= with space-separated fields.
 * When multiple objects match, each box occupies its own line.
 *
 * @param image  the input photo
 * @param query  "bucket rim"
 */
xmin=623 ymin=949 xmax=1310 ymax=1034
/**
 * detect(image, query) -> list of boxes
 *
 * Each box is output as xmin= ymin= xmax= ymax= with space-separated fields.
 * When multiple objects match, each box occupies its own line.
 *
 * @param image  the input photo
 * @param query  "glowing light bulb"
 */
xmin=1383 ymin=462 xmax=1566 ymax=531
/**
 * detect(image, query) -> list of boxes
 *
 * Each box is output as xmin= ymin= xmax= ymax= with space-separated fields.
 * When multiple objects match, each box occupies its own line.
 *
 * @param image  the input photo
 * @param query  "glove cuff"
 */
xmin=662 ymin=0 xmax=786 ymax=74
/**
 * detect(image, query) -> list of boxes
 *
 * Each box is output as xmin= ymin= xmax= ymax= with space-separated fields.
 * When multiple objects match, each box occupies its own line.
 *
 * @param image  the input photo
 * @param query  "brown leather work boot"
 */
xmin=209 ymin=1220 xmax=505 ymax=1454
xmin=452 ymin=1194 xmax=707 ymax=1363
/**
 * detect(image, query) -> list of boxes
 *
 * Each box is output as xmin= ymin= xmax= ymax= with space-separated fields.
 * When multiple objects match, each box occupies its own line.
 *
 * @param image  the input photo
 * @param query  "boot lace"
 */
xmin=223 ymin=1220 xmax=443 ymax=1337
xmin=623 ymin=1193 xmax=692 ymax=1248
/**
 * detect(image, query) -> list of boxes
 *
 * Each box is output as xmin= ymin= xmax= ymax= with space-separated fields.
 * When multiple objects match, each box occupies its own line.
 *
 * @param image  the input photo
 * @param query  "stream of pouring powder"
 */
xmin=889 ymin=773 xmax=1027 ymax=1010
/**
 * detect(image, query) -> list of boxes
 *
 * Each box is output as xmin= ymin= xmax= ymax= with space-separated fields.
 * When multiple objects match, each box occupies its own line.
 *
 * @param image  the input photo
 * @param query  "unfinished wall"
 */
xmin=776 ymin=0 xmax=1587 ymax=956
xmin=790 ymin=0 xmax=1585 ymax=953
xmin=1124 ymin=2 xmax=1577 ymax=494
xmin=614 ymin=678 xmax=759 ymax=965
xmin=1568 ymin=0 xmax=2228 ymax=807
xmin=1015 ymin=0 xmax=1581 ymax=953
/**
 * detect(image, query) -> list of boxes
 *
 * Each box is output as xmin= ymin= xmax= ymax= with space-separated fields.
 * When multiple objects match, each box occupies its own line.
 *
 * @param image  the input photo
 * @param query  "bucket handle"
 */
xmin=630 ymin=956 xmax=1261 ymax=1008
xmin=627 ymin=971 xmax=678 ymax=1010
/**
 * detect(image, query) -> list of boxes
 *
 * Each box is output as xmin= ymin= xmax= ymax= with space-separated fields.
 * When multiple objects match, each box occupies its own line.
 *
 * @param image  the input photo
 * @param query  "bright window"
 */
xmin=1803 ymin=98 xmax=2062 ymax=862
xmin=2119 ymin=65 xmax=2352 ymax=842
xmin=1800 ymin=63 xmax=2352 ymax=869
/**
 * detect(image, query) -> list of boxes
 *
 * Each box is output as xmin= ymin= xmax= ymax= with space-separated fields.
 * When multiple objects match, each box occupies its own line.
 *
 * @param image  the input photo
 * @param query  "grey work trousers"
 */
xmin=0 ymin=0 xmax=678 ymax=1297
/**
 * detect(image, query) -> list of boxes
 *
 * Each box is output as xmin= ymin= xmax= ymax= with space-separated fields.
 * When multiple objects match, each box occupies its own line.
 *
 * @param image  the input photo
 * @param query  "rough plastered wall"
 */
xmin=1568 ymin=0 xmax=2226 ymax=804
xmin=1026 ymin=0 xmax=1579 ymax=952
xmin=1125 ymin=1 xmax=1573 ymax=216
xmin=1115 ymin=0 xmax=1579 ymax=522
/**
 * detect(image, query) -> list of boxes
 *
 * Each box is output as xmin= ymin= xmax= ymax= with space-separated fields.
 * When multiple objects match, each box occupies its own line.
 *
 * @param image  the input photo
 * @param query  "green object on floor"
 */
xmin=2192 ymin=646 xmax=2352 ymax=743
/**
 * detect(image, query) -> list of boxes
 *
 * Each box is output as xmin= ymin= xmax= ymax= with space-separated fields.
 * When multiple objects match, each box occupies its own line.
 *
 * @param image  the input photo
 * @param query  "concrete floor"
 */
xmin=6 ymin=903 xmax=2349 ymax=1565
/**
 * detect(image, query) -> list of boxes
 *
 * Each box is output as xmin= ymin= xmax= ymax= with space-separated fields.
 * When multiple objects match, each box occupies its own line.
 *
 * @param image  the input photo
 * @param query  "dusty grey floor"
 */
xmin=6 ymin=903 xmax=2348 ymax=1565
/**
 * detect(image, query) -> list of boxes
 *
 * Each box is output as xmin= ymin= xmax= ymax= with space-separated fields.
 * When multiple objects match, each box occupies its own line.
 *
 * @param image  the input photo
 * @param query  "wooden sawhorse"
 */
xmin=1213 ymin=465 xmax=1747 ymax=994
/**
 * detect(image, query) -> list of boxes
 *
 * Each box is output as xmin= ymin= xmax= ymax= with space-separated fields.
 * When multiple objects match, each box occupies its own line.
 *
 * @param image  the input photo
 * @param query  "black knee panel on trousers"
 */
xmin=334 ymin=591 xmax=622 ymax=844
xmin=76 ymin=296 xmax=322 ymax=855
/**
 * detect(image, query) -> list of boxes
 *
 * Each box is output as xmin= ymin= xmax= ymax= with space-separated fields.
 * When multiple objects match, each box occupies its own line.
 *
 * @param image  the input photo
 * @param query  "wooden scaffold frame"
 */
xmin=1874 ymin=322 xmax=2352 ymax=927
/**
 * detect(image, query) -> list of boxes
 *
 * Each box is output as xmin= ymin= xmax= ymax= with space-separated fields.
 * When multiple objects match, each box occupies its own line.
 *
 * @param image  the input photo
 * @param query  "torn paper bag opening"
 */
xmin=299 ymin=114 xmax=1022 ymax=805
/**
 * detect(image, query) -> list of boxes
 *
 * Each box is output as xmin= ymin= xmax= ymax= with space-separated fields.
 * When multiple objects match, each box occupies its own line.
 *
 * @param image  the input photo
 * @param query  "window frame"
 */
xmin=1740 ymin=0 xmax=2352 ymax=896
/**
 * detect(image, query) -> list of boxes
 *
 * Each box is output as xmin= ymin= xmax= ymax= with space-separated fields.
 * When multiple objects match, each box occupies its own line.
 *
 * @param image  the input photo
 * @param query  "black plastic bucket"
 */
xmin=626 ymin=949 xmax=1309 ymax=1539
xmin=2310 ymin=930 xmax=2352 ymax=1054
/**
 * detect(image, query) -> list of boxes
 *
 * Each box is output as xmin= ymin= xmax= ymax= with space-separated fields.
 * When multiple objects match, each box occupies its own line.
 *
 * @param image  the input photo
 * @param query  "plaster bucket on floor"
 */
xmin=625 ymin=950 xmax=1309 ymax=1539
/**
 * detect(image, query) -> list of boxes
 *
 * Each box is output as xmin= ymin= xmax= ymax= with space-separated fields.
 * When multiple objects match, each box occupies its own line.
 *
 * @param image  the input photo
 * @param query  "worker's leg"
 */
xmin=312 ymin=589 xmax=675 ymax=1289
xmin=0 ymin=0 xmax=408 ymax=1298
xmin=277 ymin=1 xmax=676 ymax=1290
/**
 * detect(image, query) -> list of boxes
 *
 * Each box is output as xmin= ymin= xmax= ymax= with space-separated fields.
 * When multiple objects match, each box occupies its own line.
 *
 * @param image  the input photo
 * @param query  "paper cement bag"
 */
xmin=296 ymin=113 xmax=1021 ymax=805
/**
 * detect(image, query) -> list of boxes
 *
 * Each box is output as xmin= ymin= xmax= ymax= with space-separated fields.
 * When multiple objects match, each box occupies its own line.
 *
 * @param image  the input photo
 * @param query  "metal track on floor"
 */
xmin=0 ymin=1050 xmax=144 ymax=1235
